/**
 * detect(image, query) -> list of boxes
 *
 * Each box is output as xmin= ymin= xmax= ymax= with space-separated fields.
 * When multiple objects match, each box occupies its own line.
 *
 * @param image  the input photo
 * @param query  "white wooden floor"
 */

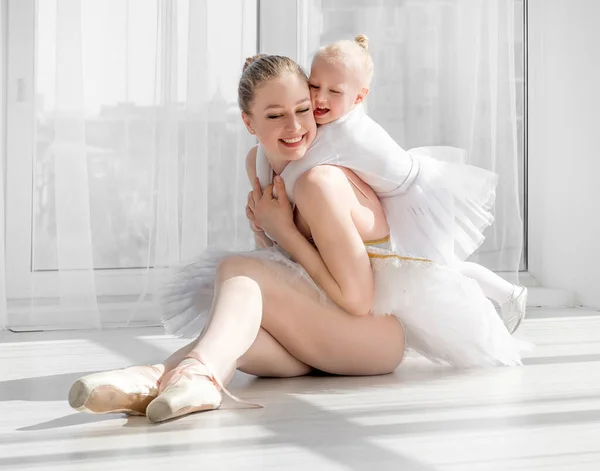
xmin=1 ymin=308 xmax=600 ymax=471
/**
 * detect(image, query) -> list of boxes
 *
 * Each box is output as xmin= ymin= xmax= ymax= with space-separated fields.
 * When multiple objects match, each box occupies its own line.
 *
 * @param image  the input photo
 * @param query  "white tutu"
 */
xmin=368 ymin=247 xmax=528 ymax=367
xmin=160 ymin=245 xmax=527 ymax=368
xmin=383 ymin=147 xmax=499 ymax=267
xmin=160 ymin=247 xmax=325 ymax=339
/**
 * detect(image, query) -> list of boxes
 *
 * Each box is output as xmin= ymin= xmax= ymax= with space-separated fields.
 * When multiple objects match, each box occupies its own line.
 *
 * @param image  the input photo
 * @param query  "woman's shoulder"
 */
xmin=297 ymin=164 xmax=345 ymax=188
xmin=295 ymin=165 xmax=361 ymax=204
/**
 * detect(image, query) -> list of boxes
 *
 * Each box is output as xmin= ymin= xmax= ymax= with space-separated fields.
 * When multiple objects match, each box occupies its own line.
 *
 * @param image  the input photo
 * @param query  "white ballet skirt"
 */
xmin=161 ymin=145 xmax=528 ymax=368
xmin=160 ymin=242 xmax=528 ymax=368
xmin=257 ymin=104 xmax=498 ymax=267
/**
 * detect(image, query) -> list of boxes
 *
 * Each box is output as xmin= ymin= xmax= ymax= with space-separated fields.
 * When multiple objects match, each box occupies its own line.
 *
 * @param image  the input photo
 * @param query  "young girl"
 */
xmin=258 ymin=35 xmax=527 ymax=334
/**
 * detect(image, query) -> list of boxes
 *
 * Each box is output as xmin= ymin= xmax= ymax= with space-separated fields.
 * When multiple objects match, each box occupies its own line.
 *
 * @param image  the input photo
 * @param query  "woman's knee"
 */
xmin=216 ymin=255 xmax=262 ymax=281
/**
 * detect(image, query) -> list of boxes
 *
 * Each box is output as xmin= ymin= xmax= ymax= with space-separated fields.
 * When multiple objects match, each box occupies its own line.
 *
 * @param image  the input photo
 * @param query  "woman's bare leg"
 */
xmin=236 ymin=328 xmax=313 ymax=377
xmin=68 ymin=325 xmax=310 ymax=416
xmin=174 ymin=255 xmax=405 ymax=381
xmin=160 ymin=327 xmax=312 ymax=380
xmin=69 ymin=262 xmax=313 ymax=417
xmin=213 ymin=256 xmax=405 ymax=375
xmin=146 ymin=255 xmax=405 ymax=422
xmin=71 ymin=254 xmax=403 ymax=420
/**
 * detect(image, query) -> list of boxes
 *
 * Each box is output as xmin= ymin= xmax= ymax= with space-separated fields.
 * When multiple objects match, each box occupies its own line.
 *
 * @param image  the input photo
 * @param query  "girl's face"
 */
xmin=309 ymin=54 xmax=367 ymax=125
xmin=242 ymin=72 xmax=317 ymax=166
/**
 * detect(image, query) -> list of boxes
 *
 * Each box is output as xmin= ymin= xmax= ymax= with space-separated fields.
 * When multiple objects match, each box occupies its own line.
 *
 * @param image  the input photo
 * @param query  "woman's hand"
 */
xmin=246 ymin=194 xmax=265 ymax=235
xmin=249 ymin=176 xmax=296 ymax=242
xmin=246 ymin=195 xmax=273 ymax=248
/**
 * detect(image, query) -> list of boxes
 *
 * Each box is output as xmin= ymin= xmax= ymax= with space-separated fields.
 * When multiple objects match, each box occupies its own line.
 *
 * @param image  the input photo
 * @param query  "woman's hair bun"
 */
xmin=243 ymin=54 xmax=267 ymax=72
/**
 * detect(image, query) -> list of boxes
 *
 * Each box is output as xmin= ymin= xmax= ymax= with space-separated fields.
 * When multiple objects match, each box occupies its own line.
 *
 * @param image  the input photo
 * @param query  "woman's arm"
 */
xmin=267 ymin=166 xmax=375 ymax=317
xmin=245 ymin=146 xmax=274 ymax=248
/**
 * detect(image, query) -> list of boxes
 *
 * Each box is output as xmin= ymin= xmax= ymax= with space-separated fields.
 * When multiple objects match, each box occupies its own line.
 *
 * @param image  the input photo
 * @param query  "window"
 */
xmin=262 ymin=0 xmax=527 ymax=273
xmin=4 ymin=0 xmax=256 ymax=329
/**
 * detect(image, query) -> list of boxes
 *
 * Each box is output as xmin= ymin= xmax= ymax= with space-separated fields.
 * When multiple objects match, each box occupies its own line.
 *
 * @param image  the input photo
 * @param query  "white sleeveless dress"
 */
xmin=260 ymin=104 xmax=498 ymax=267
xmin=160 ymin=145 xmax=528 ymax=369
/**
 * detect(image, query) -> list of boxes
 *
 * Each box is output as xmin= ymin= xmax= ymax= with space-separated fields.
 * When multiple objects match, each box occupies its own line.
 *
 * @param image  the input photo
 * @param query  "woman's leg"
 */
xmin=69 ymin=260 xmax=318 ymax=417
xmin=182 ymin=255 xmax=404 ymax=379
xmin=236 ymin=328 xmax=313 ymax=377
xmin=161 ymin=327 xmax=312 ymax=380
xmin=68 ymin=326 xmax=311 ymax=416
xmin=69 ymin=267 xmax=312 ymax=417
xmin=70 ymin=254 xmax=404 ymax=420
xmin=147 ymin=255 xmax=405 ymax=422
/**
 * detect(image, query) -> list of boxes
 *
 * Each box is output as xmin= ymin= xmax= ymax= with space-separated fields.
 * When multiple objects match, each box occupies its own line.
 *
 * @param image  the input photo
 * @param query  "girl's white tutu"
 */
xmin=160 ymin=244 xmax=527 ymax=368
xmin=382 ymin=147 xmax=499 ymax=267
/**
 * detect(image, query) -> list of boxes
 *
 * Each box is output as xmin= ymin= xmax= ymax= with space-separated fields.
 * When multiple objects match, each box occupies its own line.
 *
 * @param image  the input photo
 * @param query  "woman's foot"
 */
xmin=500 ymin=286 xmax=528 ymax=334
xmin=68 ymin=365 xmax=163 ymax=416
xmin=146 ymin=356 xmax=223 ymax=423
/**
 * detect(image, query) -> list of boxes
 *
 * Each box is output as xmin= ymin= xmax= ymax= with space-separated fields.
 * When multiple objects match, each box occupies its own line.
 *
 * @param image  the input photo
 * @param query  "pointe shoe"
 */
xmin=146 ymin=357 xmax=223 ymax=423
xmin=500 ymin=286 xmax=528 ymax=334
xmin=146 ymin=353 xmax=262 ymax=423
xmin=68 ymin=365 xmax=163 ymax=416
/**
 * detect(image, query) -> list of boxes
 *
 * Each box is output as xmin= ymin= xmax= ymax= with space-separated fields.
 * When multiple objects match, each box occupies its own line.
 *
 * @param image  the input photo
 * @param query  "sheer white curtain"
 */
xmin=305 ymin=0 xmax=524 ymax=276
xmin=0 ymin=0 xmax=7 ymax=330
xmin=1 ymin=0 xmax=524 ymax=332
xmin=1 ymin=0 xmax=256 ymax=331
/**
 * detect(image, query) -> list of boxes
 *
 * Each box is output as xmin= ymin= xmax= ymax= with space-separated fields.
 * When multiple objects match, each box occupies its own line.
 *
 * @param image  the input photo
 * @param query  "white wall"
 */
xmin=528 ymin=0 xmax=600 ymax=308
xmin=1 ymin=0 xmax=7 ymax=330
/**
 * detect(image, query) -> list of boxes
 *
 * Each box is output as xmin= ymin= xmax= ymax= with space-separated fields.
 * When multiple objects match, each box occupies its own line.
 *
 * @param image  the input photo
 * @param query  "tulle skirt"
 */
xmin=383 ymin=147 xmax=499 ymax=267
xmin=160 ymin=245 xmax=527 ymax=369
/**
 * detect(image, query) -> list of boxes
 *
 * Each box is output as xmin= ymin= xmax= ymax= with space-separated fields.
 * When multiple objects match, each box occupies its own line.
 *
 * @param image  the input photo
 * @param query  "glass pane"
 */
xmin=34 ymin=0 xmax=162 ymax=271
xmin=312 ymin=0 xmax=526 ymax=271
xmin=33 ymin=0 xmax=252 ymax=272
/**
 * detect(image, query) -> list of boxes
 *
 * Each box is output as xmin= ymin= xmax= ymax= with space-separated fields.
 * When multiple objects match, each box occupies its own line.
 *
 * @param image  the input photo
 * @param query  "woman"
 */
xmin=68 ymin=55 xmax=408 ymax=423
xmin=69 ymin=55 xmax=525 ymax=423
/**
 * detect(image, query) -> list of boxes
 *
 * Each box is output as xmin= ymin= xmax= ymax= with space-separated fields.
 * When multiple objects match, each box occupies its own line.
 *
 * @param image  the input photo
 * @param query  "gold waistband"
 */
xmin=368 ymin=252 xmax=432 ymax=263
xmin=364 ymin=235 xmax=391 ymax=246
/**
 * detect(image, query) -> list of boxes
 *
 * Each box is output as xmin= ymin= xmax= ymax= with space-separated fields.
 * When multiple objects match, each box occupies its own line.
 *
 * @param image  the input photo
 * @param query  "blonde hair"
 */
xmin=238 ymin=54 xmax=308 ymax=115
xmin=316 ymin=34 xmax=374 ymax=87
